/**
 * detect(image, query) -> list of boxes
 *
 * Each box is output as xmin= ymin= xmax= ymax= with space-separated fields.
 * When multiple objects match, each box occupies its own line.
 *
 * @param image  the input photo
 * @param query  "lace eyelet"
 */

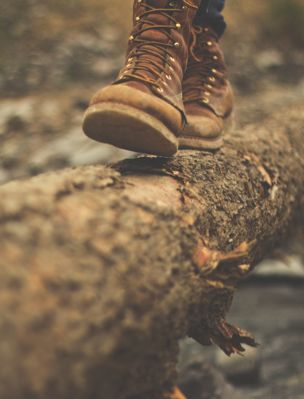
xmin=157 ymin=87 xmax=164 ymax=93
xmin=209 ymin=76 xmax=216 ymax=82
xmin=166 ymin=74 xmax=172 ymax=80
xmin=202 ymin=98 xmax=209 ymax=104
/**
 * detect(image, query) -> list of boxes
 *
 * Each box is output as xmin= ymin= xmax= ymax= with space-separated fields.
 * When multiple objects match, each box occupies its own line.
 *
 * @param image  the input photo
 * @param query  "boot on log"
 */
xmin=83 ymin=0 xmax=202 ymax=156
xmin=181 ymin=25 xmax=234 ymax=150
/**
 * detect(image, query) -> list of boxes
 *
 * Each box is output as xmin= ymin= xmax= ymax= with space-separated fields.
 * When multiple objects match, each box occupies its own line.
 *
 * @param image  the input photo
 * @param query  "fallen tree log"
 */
xmin=0 ymin=105 xmax=303 ymax=399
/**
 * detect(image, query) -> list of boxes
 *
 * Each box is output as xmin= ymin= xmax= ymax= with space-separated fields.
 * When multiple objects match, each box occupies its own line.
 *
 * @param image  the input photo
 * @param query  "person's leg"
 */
xmin=195 ymin=0 xmax=226 ymax=37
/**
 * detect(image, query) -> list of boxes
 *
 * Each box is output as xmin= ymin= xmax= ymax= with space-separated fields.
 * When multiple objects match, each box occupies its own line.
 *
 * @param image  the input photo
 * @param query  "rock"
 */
xmin=0 ymin=98 xmax=34 ymax=135
xmin=254 ymin=256 xmax=304 ymax=279
xmin=0 ymin=169 xmax=9 ymax=185
xmin=91 ymin=57 xmax=121 ymax=78
xmin=179 ymin=282 xmax=304 ymax=399
xmin=256 ymin=50 xmax=284 ymax=70
xmin=73 ymin=98 xmax=89 ymax=111
xmin=178 ymin=362 xmax=244 ymax=399
xmin=5 ymin=115 xmax=27 ymax=132
xmin=215 ymin=345 xmax=262 ymax=386
xmin=29 ymin=128 xmax=131 ymax=170
xmin=1 ymin=155 xmax=20 ymax=171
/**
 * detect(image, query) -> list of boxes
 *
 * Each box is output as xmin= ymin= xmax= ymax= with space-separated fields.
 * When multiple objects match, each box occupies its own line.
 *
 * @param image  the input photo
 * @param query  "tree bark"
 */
xmin=0 ymin=105 xmax=303 ymax=399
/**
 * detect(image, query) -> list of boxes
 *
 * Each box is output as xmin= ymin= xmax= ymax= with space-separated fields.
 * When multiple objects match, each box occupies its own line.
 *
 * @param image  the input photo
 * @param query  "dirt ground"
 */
xmin=179 ymin=279 xmax=304 ymax=399
xmin=0 ymin=1 xmax=303 ymax=397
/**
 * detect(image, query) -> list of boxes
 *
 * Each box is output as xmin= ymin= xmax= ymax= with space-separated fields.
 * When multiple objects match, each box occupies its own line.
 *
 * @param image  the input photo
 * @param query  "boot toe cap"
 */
xmin=90 ymin=84 xmax=183 ymax=135
xmin=179 ymin=114 xmax=224 ymax=150
xmin=182 ymin=114 xmax=223 ymax=139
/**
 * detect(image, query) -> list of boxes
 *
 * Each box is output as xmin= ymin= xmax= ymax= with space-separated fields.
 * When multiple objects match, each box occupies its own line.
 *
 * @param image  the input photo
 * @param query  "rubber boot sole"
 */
xmin=179 ymin=113 xmax=235 ymax=151
xmin=179 ymin=134 xmax=224 ymax=150
xmin=83 ymin=102 xmax=178 ymax=157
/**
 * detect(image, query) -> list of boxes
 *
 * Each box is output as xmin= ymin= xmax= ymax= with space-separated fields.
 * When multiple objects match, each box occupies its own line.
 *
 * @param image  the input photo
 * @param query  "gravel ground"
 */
xmin=179 ymin=279 xmax=304 ymax=399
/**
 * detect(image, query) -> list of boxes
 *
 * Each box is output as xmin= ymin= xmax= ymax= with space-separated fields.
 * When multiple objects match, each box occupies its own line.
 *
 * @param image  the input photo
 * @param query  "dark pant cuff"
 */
xmin=195 ymin=0 xmax=227 ymax=38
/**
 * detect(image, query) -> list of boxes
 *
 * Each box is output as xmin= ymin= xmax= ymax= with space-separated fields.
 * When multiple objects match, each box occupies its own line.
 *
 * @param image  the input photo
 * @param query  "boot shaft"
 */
xmin=129 ymin=0 xmax=202 ymax=70
xmin=116 ymin=1 xmax=204 ymax=116
xmin=183 ymin=25 xmax=233 ymax=117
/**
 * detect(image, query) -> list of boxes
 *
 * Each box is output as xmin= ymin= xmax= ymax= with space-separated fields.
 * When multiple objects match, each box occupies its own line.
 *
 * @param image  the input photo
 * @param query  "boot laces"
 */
xmin=184 ymin=27 xmax=222 ymax=103
xmin=119 ymin=2 xmax=184 ymax=90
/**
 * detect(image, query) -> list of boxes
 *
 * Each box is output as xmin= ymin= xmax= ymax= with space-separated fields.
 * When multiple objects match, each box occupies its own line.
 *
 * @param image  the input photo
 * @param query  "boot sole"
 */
xmin=83 ymin=102 xmax=178 ymax=156
xmin=179 ymin=113 xmax=235 ymax=151
xmin=179 ymin=134 xmax=224 ymax=150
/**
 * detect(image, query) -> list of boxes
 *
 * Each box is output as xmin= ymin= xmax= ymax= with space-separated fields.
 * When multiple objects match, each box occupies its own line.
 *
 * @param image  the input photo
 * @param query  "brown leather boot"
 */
xmin=180 ymin=25 xmax=234 ymax=150
xmin=83 ymin=0 xmax=201 ymax=156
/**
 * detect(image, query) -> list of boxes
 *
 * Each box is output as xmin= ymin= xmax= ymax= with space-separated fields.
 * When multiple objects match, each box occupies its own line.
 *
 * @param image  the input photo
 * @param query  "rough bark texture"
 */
xmin=0 ymin=105 xmax=303 ymax=399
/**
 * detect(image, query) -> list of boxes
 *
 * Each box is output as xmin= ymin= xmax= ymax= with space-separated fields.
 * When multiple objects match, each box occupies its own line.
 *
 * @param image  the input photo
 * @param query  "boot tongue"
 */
xmin=138 ymin=0 xmax=176 ymax=42
xmin=140 ymin=15 xmax=172 ymax=43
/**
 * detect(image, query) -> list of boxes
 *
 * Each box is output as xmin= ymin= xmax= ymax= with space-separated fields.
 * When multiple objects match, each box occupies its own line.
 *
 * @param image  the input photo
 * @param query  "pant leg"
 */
xmin=195 ymin=0 xmax=227 ymax=37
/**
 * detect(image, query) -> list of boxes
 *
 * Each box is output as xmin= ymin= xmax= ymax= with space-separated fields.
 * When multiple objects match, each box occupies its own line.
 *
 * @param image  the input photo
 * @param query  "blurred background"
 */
xmin=0 ymin=0 xmax=303 ymax=398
